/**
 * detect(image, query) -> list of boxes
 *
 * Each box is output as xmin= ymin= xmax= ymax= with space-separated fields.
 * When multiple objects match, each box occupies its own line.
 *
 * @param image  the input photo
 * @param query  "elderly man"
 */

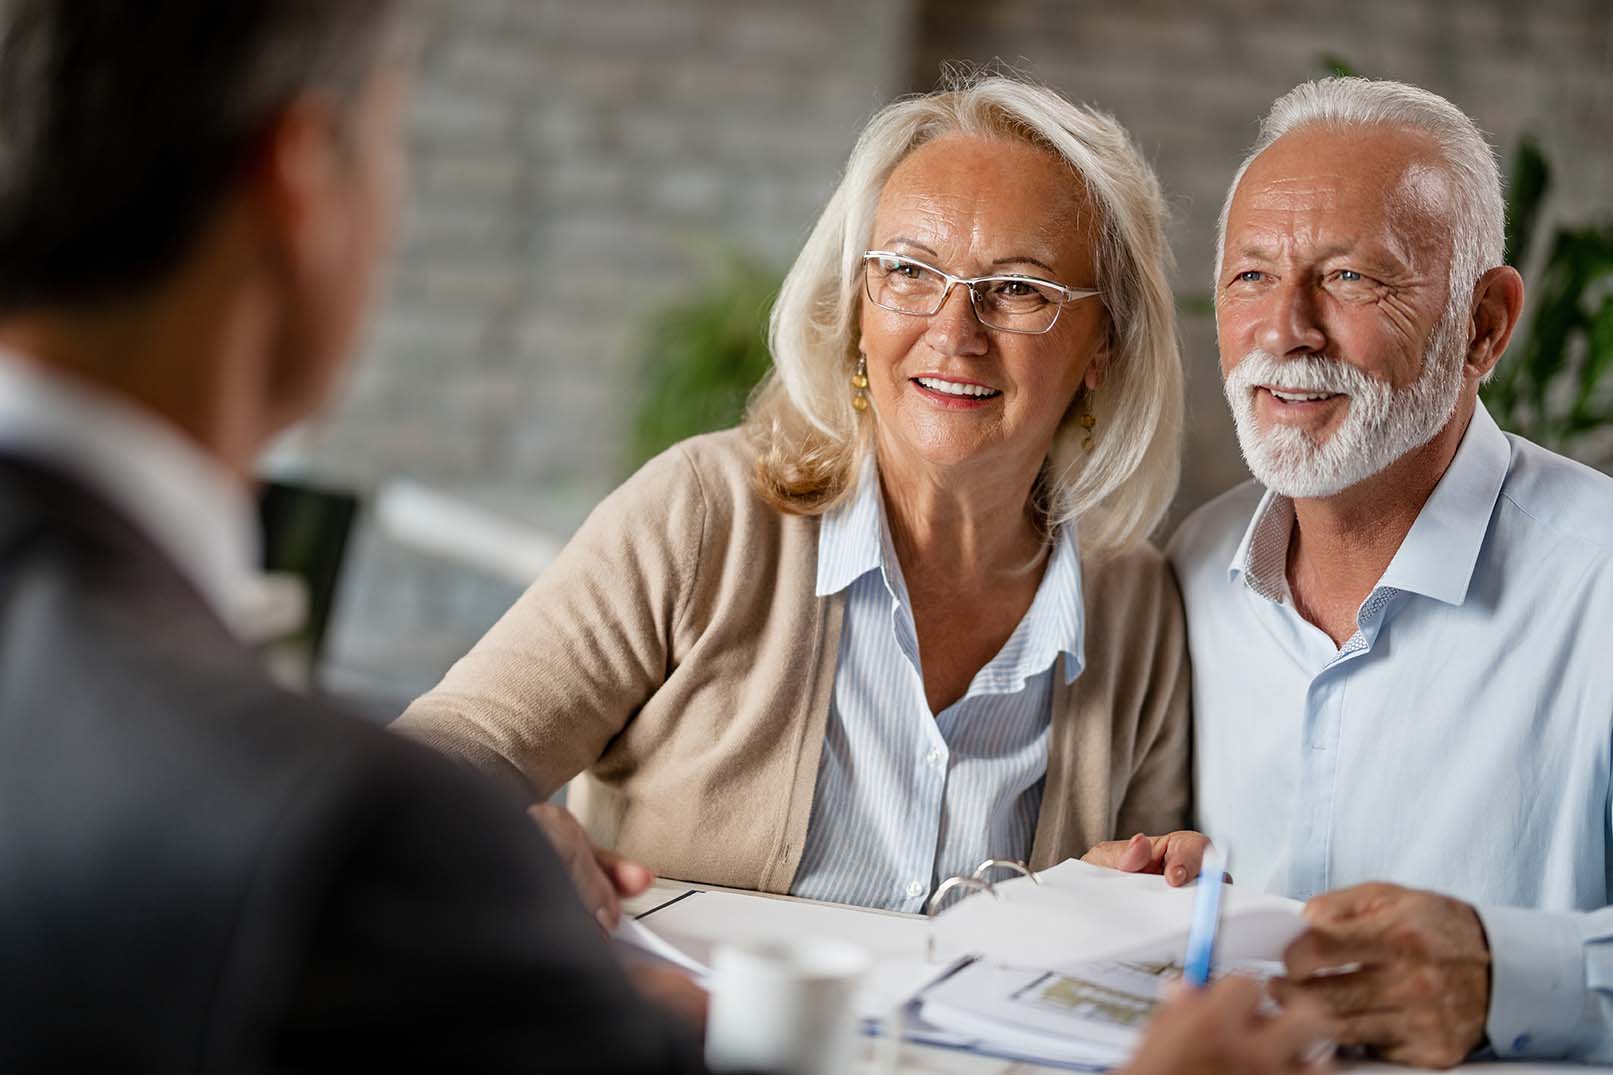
xmin=1171 ymin=76 xmax=1613 ymax=1067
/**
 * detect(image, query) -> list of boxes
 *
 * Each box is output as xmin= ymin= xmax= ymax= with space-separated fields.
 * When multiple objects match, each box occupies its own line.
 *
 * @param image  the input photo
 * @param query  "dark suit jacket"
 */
xmin=0 ymin=459 xmax=704 ymax=1073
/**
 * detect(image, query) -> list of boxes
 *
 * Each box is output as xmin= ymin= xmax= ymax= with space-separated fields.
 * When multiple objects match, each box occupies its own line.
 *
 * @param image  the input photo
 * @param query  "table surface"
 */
xmin=623 ymin=881 xmax=1604 ymax=1075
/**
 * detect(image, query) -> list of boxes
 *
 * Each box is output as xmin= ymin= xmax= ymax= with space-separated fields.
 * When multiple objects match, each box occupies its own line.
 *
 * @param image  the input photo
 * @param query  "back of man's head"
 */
xmin=0 ymin=0 xmax=402 ymax=311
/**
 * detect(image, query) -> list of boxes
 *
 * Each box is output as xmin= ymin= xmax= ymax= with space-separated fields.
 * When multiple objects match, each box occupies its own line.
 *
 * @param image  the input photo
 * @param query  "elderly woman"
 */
xmin=396 ymin=74 xmax=1201 ymax=919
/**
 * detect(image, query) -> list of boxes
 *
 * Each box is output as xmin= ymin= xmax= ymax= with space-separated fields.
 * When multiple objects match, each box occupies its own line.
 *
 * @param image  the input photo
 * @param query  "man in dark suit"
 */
xmin=0 ymin=3 xmax=702 ymax=1071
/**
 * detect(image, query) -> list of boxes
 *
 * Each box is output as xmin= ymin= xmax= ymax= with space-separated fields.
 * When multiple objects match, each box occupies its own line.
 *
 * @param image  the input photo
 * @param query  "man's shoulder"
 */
xmin=1498 ymin=433 xmax=1613 ymax=556
xmin=1165 ymin=478 xmax=1265 ymax=592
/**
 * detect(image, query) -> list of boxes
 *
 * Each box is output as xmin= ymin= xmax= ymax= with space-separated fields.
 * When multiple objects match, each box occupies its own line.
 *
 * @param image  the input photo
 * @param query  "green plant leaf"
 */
xmin=1318 ymin=53 xmax=1357 ymax=78
xmin=1504 ymin=136 xmax=1551 ymax=271
xmin=631 ymin=252 xmax=782 ymax=468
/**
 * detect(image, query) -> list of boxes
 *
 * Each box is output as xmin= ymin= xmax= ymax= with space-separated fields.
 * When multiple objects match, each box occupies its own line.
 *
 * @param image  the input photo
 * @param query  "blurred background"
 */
xmin=257 ymin=0 xmax=1613 ymax=713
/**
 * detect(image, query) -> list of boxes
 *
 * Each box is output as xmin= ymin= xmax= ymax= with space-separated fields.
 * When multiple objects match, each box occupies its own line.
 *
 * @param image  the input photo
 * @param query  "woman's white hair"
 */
xmin=1215 ymin=77 xmax=1505 ymax=337
xmin=743 ymin=72 xmax=1182 ymax=555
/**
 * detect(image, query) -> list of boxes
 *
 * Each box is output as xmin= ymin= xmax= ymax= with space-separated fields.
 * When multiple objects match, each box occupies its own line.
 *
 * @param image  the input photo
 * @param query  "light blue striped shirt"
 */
xmin=1170 ymin=404 xmax=1613 ymax=1061
xmin=789 ymin=456 xmax=1083 ymax=913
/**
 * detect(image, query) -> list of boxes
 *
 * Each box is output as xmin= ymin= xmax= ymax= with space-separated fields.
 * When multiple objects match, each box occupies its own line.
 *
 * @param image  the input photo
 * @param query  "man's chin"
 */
xmin=1239 ymin=434 xmax=1356 ymax=500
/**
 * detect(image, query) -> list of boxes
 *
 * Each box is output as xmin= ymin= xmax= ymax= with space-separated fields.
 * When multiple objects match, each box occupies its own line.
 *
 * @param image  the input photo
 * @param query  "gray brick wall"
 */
xmin=278 ymin=1 xmax=918 ymax=705
xmin=273 ymin=1 xmax=1612 ymax=707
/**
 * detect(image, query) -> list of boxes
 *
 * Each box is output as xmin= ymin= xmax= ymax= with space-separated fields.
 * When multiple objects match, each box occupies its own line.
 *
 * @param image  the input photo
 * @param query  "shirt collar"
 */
xmin=0 ymin=353 xmax=263 ymax=639
xmin=1229 ymin=402 xmax=1513 ymax=608
xmin=816 ymin=452 xmax=1085 ymax=685
xmin=1377 ymin=403 xmax=1511 ymax=605
xmin=815 ymin=451 xmax=886 ymax=598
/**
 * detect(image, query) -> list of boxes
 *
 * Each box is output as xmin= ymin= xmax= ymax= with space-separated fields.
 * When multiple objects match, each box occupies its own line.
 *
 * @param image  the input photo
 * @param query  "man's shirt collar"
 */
xmin=1229 ymin=402 xmax=1513 ymax=608
xmin=0 ymin=353 xmax=263 ymax=639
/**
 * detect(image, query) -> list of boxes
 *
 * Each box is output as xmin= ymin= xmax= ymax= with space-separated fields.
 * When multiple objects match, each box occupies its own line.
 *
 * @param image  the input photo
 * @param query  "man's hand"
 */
xmin=1082 ymin=831 xmax=1216 ymax=887
xmin=626 ymin=964 xmax=709 ymax=1031
xmin=527 ymin=803 xmax=653 ymax=931
xmin=1121 ymin=976 xmax=1333 ymax=1075
xmin=1273 ymin=882 xmax=1490 ymax=1069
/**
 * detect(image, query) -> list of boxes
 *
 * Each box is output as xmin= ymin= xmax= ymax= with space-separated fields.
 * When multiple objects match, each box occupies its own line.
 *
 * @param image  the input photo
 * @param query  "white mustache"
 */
xmin=1225 ymin=350 xmax=1387 ymax=398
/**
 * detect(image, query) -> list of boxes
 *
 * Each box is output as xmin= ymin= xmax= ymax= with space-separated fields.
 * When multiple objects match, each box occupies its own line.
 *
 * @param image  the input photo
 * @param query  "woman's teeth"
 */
xmin=916 ymin=376 xmax=1000 ymax=398
xmin=1269 ymin=389 xmax=1339 ymax=403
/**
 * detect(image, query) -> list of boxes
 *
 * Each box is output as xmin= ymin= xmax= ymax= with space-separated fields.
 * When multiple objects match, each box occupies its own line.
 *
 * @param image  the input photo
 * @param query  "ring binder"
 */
xmin=924 ymin=858 xmax=1042 ymax=963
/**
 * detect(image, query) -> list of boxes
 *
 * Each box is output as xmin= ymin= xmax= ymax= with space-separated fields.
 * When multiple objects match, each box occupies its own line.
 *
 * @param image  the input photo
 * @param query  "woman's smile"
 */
xmin=910 ymin=373 xmax=1002 ymax=408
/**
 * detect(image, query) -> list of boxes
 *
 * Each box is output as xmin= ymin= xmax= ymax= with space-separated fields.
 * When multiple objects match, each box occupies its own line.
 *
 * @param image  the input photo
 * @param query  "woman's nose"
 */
xmin=924 ymin=282 xmax=989 ymax=356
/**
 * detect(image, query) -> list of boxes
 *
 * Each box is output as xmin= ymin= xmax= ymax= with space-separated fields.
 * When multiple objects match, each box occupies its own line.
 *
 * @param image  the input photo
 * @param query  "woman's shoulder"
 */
xmin=621 ymin=427 xmax=784 ymax=534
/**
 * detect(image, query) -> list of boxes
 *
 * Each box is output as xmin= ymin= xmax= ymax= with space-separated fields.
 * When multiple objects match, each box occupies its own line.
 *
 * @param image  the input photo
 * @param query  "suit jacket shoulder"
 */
xmin=0 ymin=460 xmax=701 ymax=1073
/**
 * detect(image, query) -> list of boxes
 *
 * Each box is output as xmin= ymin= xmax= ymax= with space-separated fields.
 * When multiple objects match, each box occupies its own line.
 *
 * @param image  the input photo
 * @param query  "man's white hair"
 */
xmin=1214 ymin=77 xmax=1505 ymax=329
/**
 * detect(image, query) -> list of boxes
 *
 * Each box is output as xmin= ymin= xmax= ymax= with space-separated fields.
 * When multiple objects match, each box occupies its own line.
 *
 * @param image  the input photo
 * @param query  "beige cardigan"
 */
xmin=396 ymin=429 xmax=1191 ymax=892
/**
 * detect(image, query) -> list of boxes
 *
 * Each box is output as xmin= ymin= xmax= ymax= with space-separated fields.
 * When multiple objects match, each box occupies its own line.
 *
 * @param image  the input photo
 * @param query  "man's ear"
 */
xmin=246 ymin=95 xmax=351 ymax=282
xmin=1464 ymin=265 xmax=1525 ymax=382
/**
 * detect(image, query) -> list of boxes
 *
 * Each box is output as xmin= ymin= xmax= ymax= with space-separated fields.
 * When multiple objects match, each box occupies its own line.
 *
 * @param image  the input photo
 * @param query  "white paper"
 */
xmin=929 ymin=859 xmax=1306 ymax=971
xmin=633 ymin=890 xmax=952 ymax=1018
xmin=612 ymin=914 xmax=711 ymax=979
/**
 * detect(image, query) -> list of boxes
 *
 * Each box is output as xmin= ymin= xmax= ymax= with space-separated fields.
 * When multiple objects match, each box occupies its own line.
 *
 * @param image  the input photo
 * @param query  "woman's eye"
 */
xmin=996 ymin=281 xmax=1033 ymax=297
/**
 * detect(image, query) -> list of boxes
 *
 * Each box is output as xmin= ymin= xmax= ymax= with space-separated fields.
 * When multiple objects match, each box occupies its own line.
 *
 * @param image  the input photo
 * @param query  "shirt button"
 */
xmin=1513 ymin=1034 xmax=1532 ymax=1052
xmin=906 ymin=880 xmax=925 ymax=899
xmin=925 ymin=748 xmax=944 ymax=768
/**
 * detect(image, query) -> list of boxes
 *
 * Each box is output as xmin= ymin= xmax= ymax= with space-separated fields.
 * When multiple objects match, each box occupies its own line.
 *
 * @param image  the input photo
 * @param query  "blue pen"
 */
xmin=1182 ymin=846 xmax=1227 ymax=988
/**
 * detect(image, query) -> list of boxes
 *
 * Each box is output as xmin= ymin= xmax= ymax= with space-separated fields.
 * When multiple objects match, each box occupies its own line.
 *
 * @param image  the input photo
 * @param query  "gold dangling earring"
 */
xmin=1079 ymin=392 xmax=1097 ymax=451
xmin=851 ymin=353 xmax=870 ymax=412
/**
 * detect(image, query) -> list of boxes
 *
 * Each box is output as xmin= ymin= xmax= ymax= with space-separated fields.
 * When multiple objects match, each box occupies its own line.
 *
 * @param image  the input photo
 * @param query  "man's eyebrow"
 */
xmin=991 ymin=255 xmax=1058 ymax=275
xmin=1228 ymin=242 xmax=1277 ymax=262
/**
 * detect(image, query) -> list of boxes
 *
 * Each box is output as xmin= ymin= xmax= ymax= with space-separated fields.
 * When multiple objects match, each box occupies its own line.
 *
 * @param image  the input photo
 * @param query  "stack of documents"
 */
xmin=616 ymin=860 xmax=1308 ymax=1071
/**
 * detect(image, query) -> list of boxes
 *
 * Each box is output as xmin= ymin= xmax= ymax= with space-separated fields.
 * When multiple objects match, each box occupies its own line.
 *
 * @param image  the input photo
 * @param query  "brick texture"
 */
xmin=276 ymin=1 xmax=1612 ymax=705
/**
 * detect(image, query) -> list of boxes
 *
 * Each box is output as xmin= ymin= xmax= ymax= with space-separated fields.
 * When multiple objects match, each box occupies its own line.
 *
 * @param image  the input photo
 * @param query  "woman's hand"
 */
xmin=527 ymin=802 xmax=654 ymax=930
xmin=1081 ymin=830 xmax=1218 ymax=887
xmin=1120 ymin=977 xmax=1333 ymax=1075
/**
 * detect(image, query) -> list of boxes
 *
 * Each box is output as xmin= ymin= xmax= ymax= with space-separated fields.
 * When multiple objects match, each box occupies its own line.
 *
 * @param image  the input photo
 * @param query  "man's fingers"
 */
xmin=1250 ymin=992 xmax=1337 ymax=1073
xmin=572 ymin=852 xmax=622 ymax=930
xmin=626 ymin=965 xmax=709 ymax=1028
xmin=597 ymin=847 xmax=654 ymax=896
xmin=1302 ymin=882 xmax=1404 ymax=927
xmin=1270 ymin=967 xmax=1397 ymax=1017
xmin=527 ymin=803 xmax=623 ymax=930
xmin=1195 ymin=973 xmax=1266 ymax=1019
xmin=1326 ymin=1008 xmax=1405 ymax=1051
xmin=1282 ymin=926 xmax=1380 ymax=980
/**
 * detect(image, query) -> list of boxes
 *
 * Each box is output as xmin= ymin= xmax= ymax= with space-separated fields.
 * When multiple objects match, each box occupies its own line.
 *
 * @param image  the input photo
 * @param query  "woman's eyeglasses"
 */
xmin=862 ymin=250 xmax=1100 ymax=335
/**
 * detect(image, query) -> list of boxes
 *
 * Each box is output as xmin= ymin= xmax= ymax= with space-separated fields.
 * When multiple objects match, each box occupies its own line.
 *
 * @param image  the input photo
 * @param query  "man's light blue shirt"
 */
xmin=789 ymin=455 xmax=1083 ymax=912
xmin=1170 ymin=404 xmax=1613 ymax=1061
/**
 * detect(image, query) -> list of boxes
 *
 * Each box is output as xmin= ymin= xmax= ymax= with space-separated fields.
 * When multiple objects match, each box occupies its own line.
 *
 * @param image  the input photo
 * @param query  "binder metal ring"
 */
xmin=924 ymin=875 xmax=996 ymax=917
xmin=972 ymin=858 xmax=1039 ymax=885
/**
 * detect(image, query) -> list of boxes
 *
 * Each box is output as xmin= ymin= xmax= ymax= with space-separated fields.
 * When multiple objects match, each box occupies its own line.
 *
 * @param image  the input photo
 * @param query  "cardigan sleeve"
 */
xmin=392 ymin=443 xmax=708 ymax=801
xmin=1110 ymin=550 xmax=1193 ymax=839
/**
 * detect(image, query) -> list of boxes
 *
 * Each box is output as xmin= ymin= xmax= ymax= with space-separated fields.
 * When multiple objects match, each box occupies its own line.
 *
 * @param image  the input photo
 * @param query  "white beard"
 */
xmin=1223 ymin=309 xmax=1468 ymax=499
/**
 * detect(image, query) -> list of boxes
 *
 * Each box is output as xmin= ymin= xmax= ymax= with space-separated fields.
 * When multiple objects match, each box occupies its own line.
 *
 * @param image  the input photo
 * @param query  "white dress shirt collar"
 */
xmin=0 ymin=352 xmax=261 ymax=638
xmin=1229 ymin=402 xmax=1513 ymax=609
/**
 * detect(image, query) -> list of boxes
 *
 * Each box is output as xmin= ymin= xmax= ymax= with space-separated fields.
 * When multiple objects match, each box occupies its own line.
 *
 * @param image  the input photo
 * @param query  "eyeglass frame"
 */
xmin=861 ymin=249 xmax=1102 ymax=336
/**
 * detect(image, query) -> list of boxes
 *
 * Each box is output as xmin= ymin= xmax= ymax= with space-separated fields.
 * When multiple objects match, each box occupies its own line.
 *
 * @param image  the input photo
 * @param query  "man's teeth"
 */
xmin=917 ymin=376 xmax=999 ymax=398
xmin=1268 ymin=388 xmax=1339 ymax=403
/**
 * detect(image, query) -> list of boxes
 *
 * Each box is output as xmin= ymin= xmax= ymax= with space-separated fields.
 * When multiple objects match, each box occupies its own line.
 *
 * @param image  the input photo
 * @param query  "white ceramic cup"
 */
xmin=704 ymin=938 xmax=872 ymax=1075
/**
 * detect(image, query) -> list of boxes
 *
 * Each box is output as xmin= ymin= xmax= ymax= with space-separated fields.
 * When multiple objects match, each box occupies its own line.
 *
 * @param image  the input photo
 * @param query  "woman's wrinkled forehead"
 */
xmin=872 ymin=133 xmax=1098 ymax=275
